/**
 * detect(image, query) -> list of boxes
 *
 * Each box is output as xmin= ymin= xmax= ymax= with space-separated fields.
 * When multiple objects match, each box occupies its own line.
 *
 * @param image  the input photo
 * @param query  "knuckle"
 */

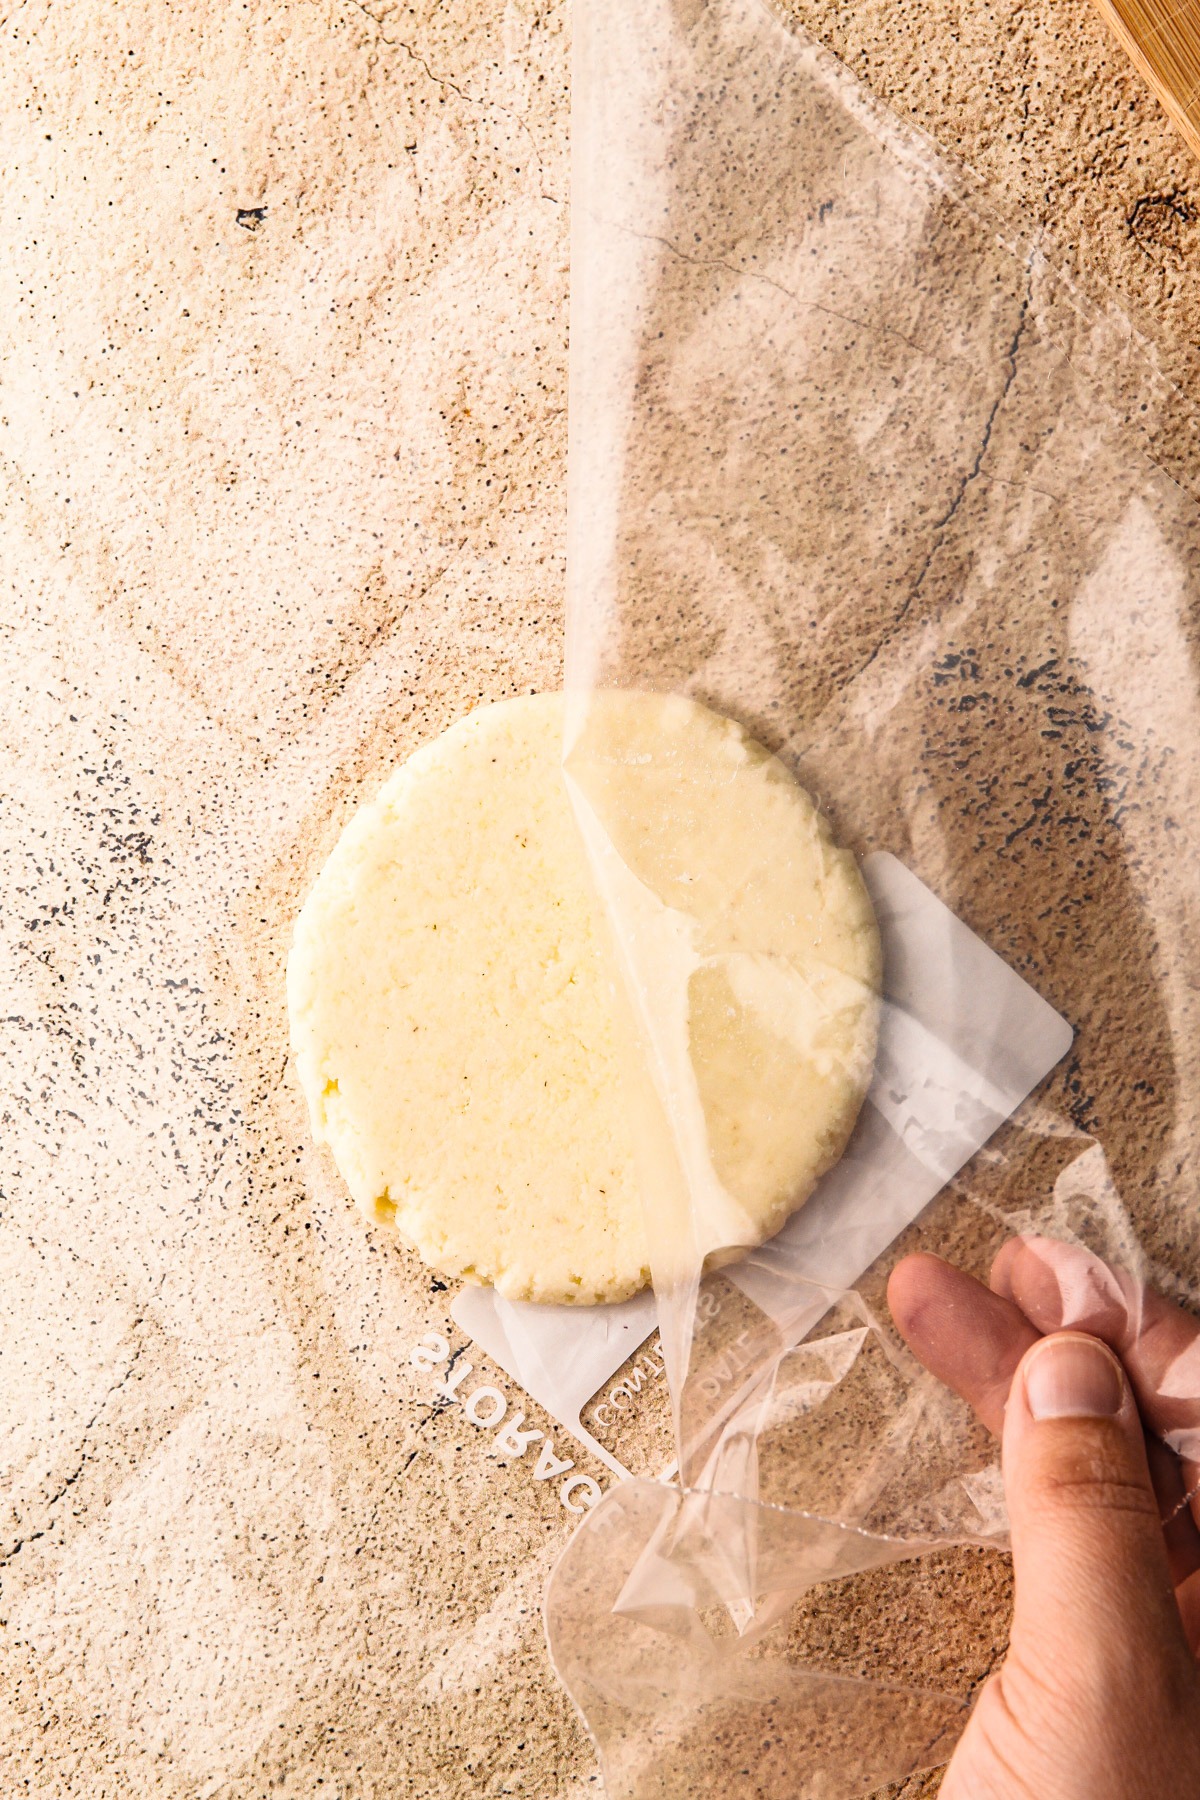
xmin=1029 ymin=1434 xmax=1159 ymax=1520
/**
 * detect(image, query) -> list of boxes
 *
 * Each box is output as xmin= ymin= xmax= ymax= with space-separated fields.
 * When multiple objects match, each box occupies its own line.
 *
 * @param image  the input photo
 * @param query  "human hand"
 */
xmin=888 ymin=1237 xmax=1200 ymax=1799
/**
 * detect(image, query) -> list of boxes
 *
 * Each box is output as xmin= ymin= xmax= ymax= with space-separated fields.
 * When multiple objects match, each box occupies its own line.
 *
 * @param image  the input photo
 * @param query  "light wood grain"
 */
xmin=1089 ymin=0 xmax=1200 ymax=160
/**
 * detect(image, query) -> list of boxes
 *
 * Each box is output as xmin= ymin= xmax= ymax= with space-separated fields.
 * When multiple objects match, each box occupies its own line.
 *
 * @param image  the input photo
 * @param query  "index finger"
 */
xmin=891 ymin=1244 xmax=1200 ymax=1584
xmin=888 ymin=1251 xmax=1039 ymax=1436
xmin=993 ymin=1237 xmax=1200 ymax=1504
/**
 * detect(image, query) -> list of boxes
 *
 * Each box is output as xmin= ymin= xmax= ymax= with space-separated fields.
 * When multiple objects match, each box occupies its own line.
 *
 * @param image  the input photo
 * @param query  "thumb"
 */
xmin=1003 ymin=1331 xmax=1191 ymax=1694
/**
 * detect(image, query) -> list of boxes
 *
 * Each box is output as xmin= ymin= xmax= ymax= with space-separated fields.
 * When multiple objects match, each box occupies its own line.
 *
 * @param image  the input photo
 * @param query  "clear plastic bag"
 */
xmin=544 ymin=0 xmax=1200 ymax=1792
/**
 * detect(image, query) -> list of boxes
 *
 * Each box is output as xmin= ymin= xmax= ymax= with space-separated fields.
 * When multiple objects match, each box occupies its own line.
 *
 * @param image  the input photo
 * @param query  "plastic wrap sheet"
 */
xmin=545 ymin=0 xmax=1200 ymax=1792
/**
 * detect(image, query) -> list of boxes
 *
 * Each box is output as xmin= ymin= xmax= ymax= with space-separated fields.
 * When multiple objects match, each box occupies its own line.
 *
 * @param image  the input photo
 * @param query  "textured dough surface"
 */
xmin=288 ymin=692 xmax=880 ymax=1303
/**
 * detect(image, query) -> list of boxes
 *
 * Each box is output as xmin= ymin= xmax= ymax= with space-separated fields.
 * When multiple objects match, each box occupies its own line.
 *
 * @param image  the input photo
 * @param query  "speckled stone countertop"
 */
xmin=2 ymin=2 xmax=1199 ymax=1797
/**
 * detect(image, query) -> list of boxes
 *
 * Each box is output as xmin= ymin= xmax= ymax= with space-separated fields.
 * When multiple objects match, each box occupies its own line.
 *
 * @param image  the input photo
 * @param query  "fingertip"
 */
xmin=887 ymin=1252 xmax=954 ymax=1337
xmin=993 ymin=1234 xmax=1073 ymax=1330
xmin=888 ymin=1254 xmax=1041 ymax=1437
xmin=989 ymin=1235 xmax=1026 ymax=1300
xmin=990 ymin=1233 xmax=1065 ymax=1300
xmin=1000 ymin=1236 xmax=1134 ymax=1341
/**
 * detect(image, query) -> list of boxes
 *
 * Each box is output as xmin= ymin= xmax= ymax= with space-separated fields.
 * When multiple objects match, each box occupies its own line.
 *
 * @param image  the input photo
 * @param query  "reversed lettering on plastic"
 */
xmin=591 ymin=1338 xmax=668 ymax=1428
xmin=451 ymin=1283 xmax=657 ymax=1481
xmin=450 ymin=853 xmax=1074 ymax=1482
xmin=408 ymin=1331 xmax=601 ymax=1513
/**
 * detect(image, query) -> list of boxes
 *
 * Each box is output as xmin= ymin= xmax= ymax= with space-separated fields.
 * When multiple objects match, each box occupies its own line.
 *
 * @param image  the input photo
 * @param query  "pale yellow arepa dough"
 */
xmin=287 ymin=693 xmax=880 ymax=1304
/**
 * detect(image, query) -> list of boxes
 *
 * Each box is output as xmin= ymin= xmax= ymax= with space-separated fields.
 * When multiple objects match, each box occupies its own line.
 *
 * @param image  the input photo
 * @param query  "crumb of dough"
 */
xmin=287 ymin=691 xmax=880 ymax=1304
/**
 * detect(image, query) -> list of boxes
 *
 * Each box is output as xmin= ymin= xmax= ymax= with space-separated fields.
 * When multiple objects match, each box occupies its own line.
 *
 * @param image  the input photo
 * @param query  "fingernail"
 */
xmin=1023 ymin=1333 xmax=1126 ymax=1420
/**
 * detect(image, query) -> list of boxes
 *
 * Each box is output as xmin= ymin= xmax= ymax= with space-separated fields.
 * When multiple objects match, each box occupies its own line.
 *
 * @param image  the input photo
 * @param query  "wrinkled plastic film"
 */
xmin=548 ymin=0 xmax=1200 ymax=1793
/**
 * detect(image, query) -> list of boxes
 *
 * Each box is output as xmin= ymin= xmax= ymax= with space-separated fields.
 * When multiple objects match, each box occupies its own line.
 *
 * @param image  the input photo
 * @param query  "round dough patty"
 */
xmin=287 ymin=692 xmax=880 ymax=1304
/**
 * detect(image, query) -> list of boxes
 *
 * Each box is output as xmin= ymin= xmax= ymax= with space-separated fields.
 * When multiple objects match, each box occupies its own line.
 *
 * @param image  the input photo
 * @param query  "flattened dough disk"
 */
xmin=287 ymin=692 xmax=880 ymax=1304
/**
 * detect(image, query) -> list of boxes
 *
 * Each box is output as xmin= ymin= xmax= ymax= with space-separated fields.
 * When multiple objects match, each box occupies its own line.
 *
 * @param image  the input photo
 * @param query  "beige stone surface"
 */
xmin=2 ymin=0 xmax=1199 ymax=1795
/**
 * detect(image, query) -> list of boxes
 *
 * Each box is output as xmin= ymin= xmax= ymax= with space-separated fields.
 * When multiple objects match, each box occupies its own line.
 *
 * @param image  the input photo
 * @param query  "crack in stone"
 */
xmin=344 ymin=0 xmax=473 ymax=105
xmin=0 ymin=1324 xmax=150 ymax=1577
xmin=968 ymin=1629 xmax=1009 ymax=1698
xmin=342 ymin=0 xmax=555 ymax=200
xmin=406 ymin=1342 xmax=471 ymax=1438
xmin=622 ymin=226 xmax=949 ymax=367
xmin=355 ymin=1346 xmax=472 ymax=1552
xmin=882 ymin=1608 xmax=1009 ymax=1791
xmin=852 ymin=277 xmax=1033 ymax=685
